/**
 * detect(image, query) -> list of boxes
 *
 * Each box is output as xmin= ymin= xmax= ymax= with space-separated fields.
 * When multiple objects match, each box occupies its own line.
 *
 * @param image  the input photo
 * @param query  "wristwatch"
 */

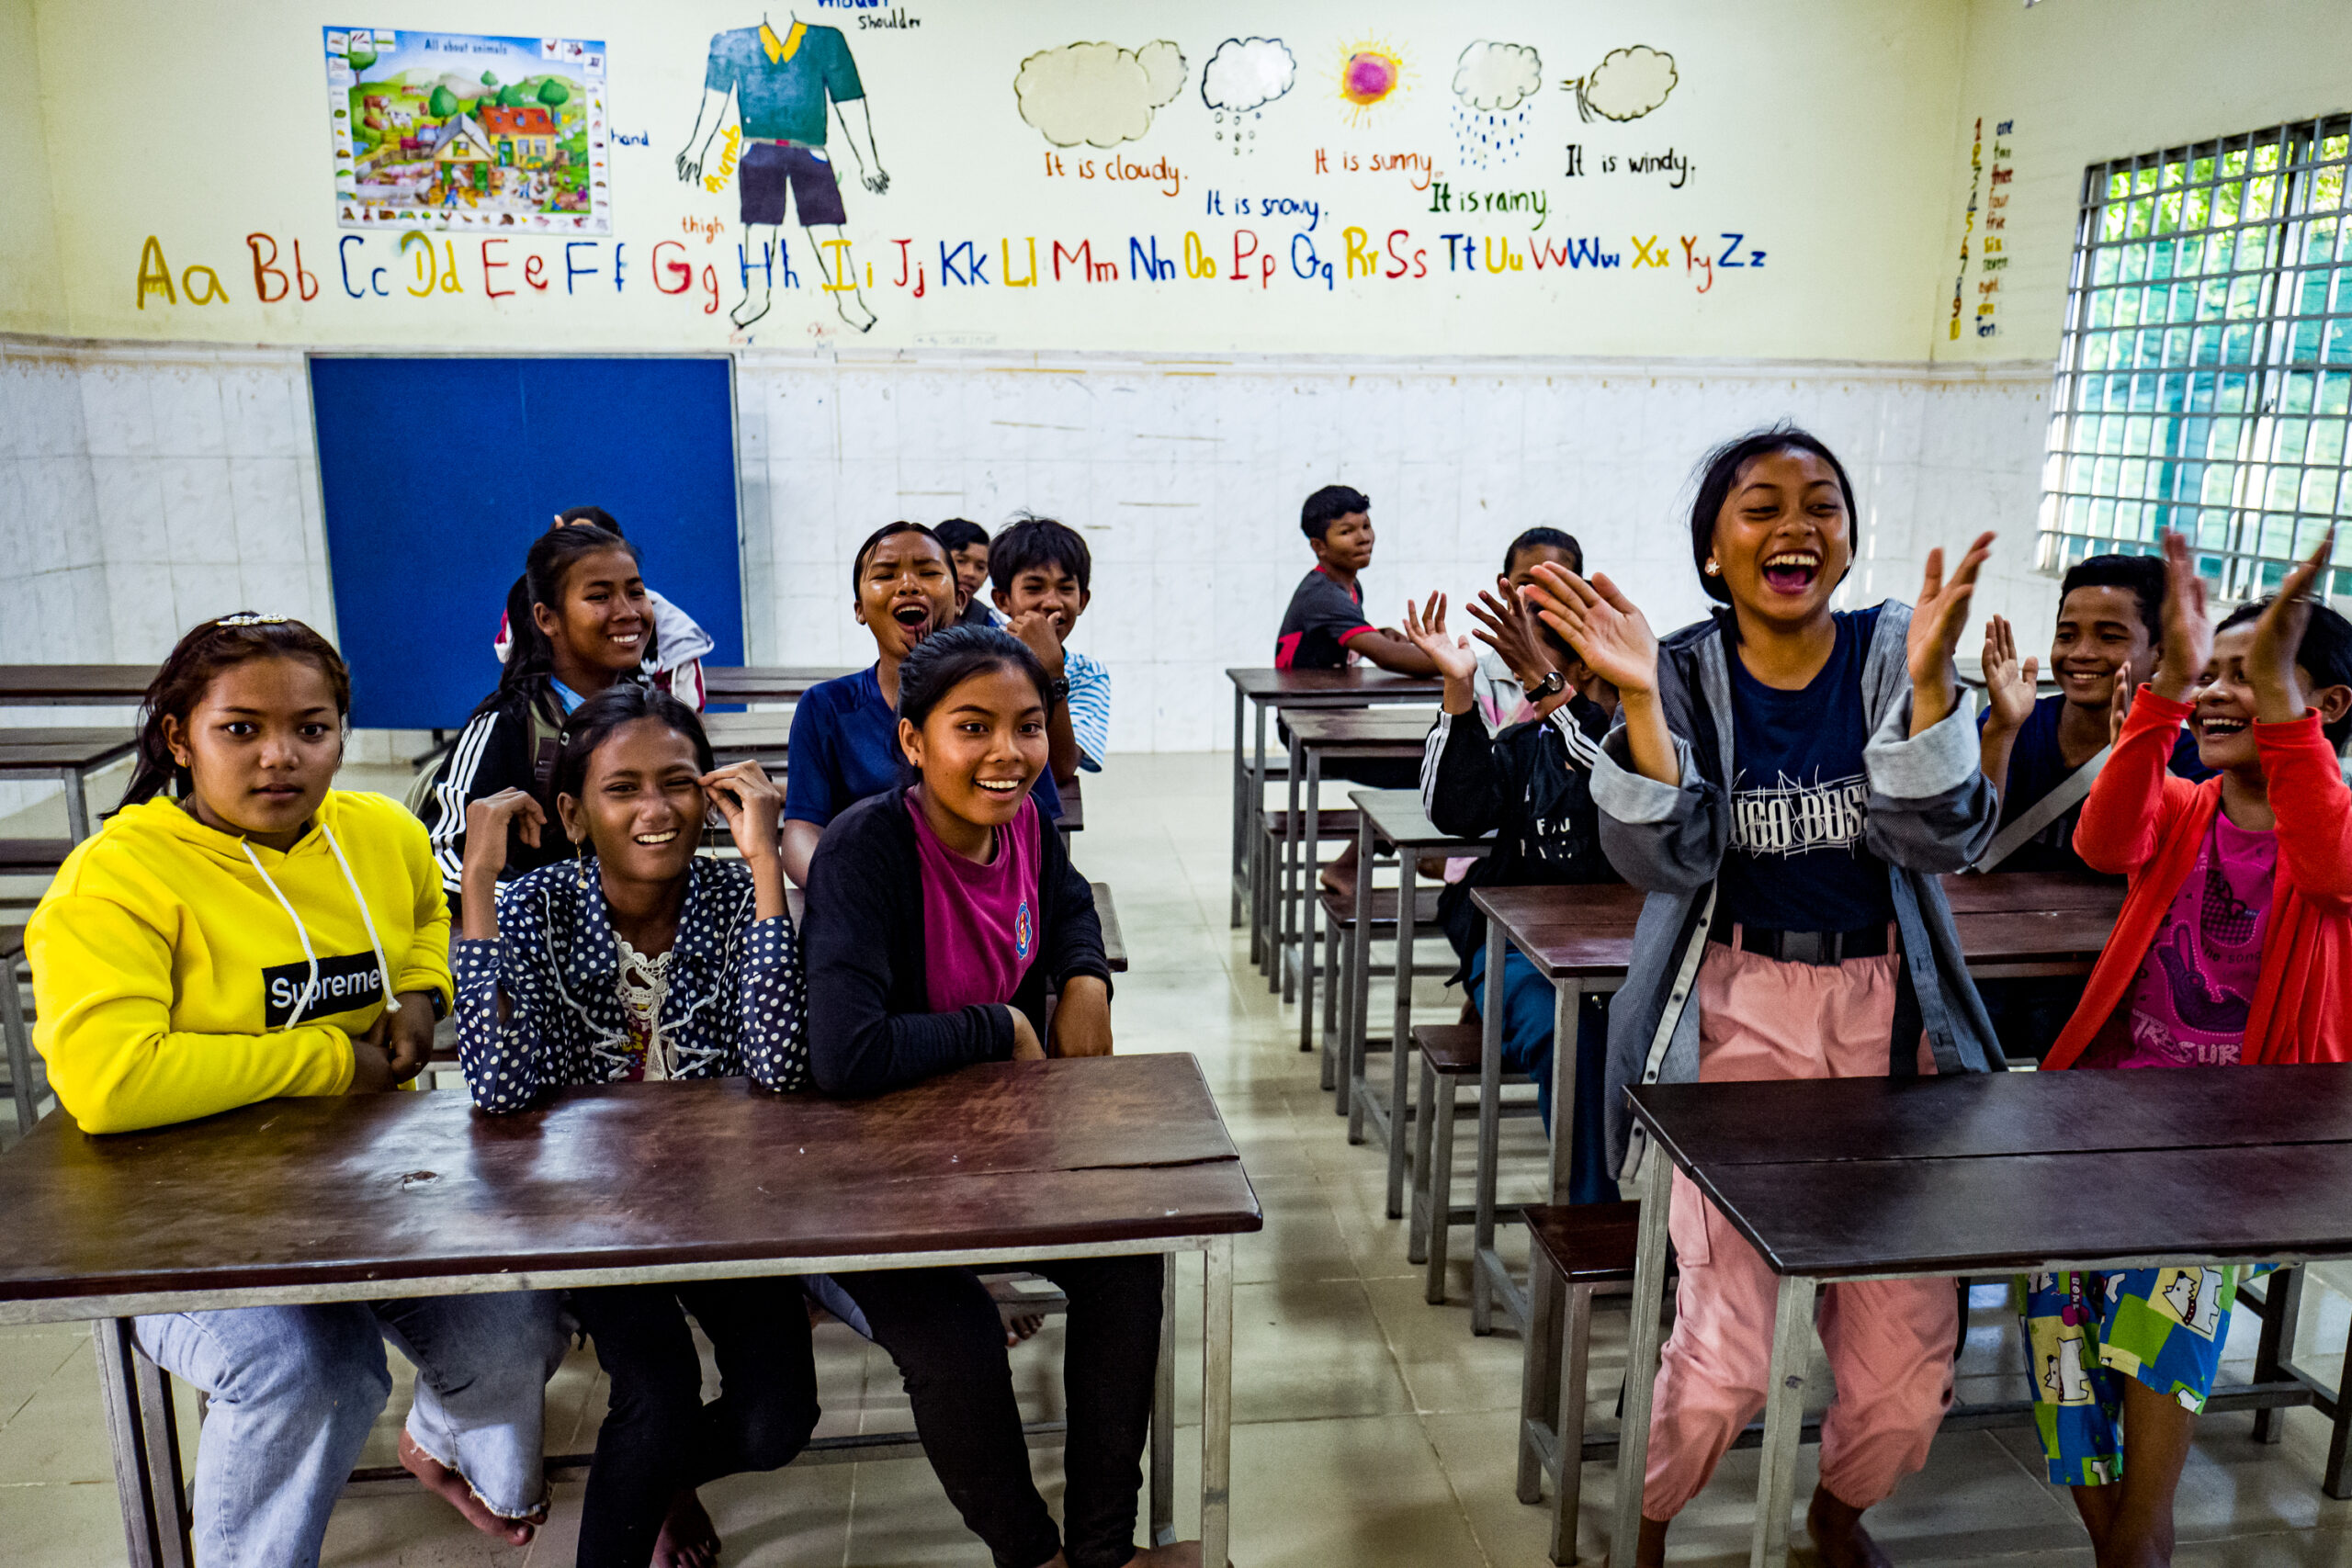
xmin=1047 ymin=675 xmax=1070 ymax=704
xmin=1521 ymin=670 xmax=1566 ymax=700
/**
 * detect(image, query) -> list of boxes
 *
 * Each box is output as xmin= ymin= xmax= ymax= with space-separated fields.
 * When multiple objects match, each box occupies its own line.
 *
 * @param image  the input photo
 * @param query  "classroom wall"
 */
xmin=0 ymin=0 xmax=65 ymax=334
xmin=1931 ymin=0 xmax=2352 ymax=365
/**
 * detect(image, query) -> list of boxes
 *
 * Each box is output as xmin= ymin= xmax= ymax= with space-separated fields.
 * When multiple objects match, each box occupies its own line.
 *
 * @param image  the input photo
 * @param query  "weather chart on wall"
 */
xmin=323 ymin=28 xmax=611 ymax=233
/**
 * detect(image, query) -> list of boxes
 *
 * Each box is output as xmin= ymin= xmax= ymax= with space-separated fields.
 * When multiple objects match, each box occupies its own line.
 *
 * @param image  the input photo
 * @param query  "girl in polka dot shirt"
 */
xmin=452 ymin=682 xmax=810 ymax=1568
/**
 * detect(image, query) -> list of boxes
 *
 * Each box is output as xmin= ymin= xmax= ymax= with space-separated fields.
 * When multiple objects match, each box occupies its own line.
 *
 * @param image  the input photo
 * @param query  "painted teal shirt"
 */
xmin=704 ymin=22 xmax=863 ymax=145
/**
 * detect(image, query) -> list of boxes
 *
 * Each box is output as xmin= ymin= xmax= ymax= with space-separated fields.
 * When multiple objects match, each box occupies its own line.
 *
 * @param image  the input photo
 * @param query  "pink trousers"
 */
xmin=1642 ymin=939 xmax=1957 ymax=1520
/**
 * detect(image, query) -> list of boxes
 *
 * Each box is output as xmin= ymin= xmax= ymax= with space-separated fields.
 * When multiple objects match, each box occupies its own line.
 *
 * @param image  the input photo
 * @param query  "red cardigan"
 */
xmin=2043 ymin=688 xmax=2352 ymax=1070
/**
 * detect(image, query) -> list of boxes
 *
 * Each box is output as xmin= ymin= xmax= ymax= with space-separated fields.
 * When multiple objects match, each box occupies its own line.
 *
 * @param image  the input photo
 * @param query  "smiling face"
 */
xmin=1707 ymin=449 xmax=1854 ymax=635
xmin=163 ymin=655 xmax=345 ymax=849
xmin=533 ymin=545 xmax=650 ymax=677
xmin=994 ymin=560 xmax=1091 ymax=637
xmin=1312 ymin=511 xmax=1376 ymax=574
xmin=2051 ymin=584 xmax=2156 ymax=713
xmin=556 ymin=717 xmax=705 ymax=886
xmin=854 ymin=531 xmax=959 ymax=661
xmin=949 ymin=543 xmax=992 ymax=603
xmin=898 ymin=663 xmax=1050 ymax=841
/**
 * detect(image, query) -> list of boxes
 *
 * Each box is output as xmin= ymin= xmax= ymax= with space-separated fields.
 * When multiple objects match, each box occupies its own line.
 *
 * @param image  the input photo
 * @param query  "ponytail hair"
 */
xmin=119 ymin=615 xmax=350 ymax=810
xmin=477 ymin=523 xmax=640 ymax=721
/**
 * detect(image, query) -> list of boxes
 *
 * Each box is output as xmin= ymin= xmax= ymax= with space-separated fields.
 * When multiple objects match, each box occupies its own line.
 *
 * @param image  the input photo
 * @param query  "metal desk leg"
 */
xmin=1229 ymin=687 xmax=1247 ymax=928
xmin=1369 ymin=852 xmax=1417 ymax=1136
xmin=1275 ymin=728 xmax=1301 ymax=995
xmin=1550 ymin=1280 xmax=1597 ymax=1565
xmin=1151 ymin=1253 xmax=1176 ymax=1545
xmin=1201 ymin=1235 xmax=1236 ymax=1568
xmin=1471 ymin=919 xmax=1508 ymax=1335
xmin=94 ymin=1318 xmax=174 ymax=1568
xmin=1291 ymin=744 xmax=1321 ymax=1009
xmin=1344 ymin=810 xmax=1376 ymax=1138
xmin=2327 ymin=1296 xmax=2352 ymax=1499
xmin=1251 ymin=702 xmax=1271 ymax=963
xmin=1750 ymin=1275 xmax=1816 ymax=1568
xmin=1611 ymin=1147 xmax=1673 ymax=1561
xmin=133 ymin=1348 xmax=192 ymax=1567
xmin=1548 ymin=980 xmax=1582 ymax=1206
xmin=1382 ymin=870 xmax=1418 ymax=1216
xmin=1 ymin=957 xmax=39 ymax=1135
xmin=63 ymin=764 xmax=91 ymax=842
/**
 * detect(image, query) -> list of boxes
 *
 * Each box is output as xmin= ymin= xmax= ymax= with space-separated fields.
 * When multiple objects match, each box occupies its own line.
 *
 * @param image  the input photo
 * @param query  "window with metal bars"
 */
xmin=2039 ymin=115 xmax=2352 ymax=603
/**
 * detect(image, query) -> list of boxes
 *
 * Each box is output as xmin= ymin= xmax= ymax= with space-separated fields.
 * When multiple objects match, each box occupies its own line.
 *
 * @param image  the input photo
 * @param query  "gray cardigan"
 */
xmin=1588 ymin=601 xmax=2007 ymax=1178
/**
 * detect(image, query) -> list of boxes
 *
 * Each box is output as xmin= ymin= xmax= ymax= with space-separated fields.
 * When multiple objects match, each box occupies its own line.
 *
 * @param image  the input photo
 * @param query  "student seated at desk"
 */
xmin=802 ymin=626 xmax=1196 ymax=1568
xmin=492 ymin=507 xmax=717 ymax=710
xmin=1401 ymin=582 xmax=1620 ymax=1201
xmin=455 ymin=684 xmax=811 ymax=1568
xmin=990 ymin=514 xmax=1110 ymax=784
xmin=2020 ymin=531 xmax=2352 ymax=1567
xmin=27 ymin=615 xmax=565 ymax=1564
xmin=934 ymin=516 xmax=998 ymax=627
xmin=417 ymin=524 xmax=652 ymax=893
xmin=782 ymin=522 xmax=1058 ymax=886
xmin=1278 ymin=484 xmax=1439 ymax=894
xmin=1527 ymin=427 xmax=2003 ymax=1568
xmin=1973 ymin=552 xmax=2209 ymax=1059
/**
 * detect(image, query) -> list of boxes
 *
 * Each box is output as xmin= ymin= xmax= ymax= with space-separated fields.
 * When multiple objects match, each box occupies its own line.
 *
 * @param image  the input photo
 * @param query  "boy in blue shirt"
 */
xmin=783 ymin=522 xmax=1060 ymax=885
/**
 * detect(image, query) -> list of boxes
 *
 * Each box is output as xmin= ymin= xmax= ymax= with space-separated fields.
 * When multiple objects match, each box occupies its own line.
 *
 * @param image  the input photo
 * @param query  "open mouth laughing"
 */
xmin=1760 ymin=550 xmax=1821 ymax=594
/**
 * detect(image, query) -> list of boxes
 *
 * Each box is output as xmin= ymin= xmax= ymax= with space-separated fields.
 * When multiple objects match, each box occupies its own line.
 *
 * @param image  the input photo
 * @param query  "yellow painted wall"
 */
xmin=0 ymin=0 xmax=65 ymax=333
xmin=28 ymin=0 xmax=1966 ymax=358
xmin=1932 ymin=0 xmax=2352 ymax=363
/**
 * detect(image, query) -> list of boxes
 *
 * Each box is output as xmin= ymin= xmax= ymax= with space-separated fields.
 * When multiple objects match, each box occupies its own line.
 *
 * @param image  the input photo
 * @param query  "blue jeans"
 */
xmin=1465 ymin=943 xmax=1619 ymax=1205
xmin=135 ymin=1292 xmax=566 ymax=1568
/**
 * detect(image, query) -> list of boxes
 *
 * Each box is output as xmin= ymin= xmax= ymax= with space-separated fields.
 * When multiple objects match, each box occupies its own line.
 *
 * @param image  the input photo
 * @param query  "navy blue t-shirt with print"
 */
xmin=784 ymin=665 xmax=1059 ymax=829
xmin=1978 ymin=693 xmax=2211 ymax=876
xmin=1719 ymin=607 xmax=1894 ymax=933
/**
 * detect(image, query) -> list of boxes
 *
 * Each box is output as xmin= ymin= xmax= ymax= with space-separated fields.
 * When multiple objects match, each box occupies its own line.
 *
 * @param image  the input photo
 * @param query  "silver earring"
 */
xmin=1703 ymin=560 xmax=1722 ymax=576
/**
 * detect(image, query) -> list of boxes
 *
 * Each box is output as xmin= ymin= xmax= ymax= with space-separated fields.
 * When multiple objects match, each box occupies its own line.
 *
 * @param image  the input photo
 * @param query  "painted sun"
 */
xmin=1336 ymin=39 xmax=1406 ymax=119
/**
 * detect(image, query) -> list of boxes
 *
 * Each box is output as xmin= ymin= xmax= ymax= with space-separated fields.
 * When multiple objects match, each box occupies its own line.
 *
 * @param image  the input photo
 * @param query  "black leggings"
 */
xmin=835 ymin=1257 xmax=1164 ymax=1568
xmin=566 ymin=1277 xmax=820 ymax=1568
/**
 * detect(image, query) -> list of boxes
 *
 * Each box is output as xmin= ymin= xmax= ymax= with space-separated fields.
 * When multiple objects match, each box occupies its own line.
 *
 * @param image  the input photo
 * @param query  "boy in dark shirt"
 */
xmin=1973 ymin=551 xmax=2205 ymax=1057
xmin=1278 ymin=485 xmax=1438 ymax=892
xmin=933 ymin=518 xmax=997 ymax=627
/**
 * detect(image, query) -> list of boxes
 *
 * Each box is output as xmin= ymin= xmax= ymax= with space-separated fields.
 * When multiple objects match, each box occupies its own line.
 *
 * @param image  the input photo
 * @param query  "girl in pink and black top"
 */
xmin=803 ymin=626 xmax=1195 ymax=1568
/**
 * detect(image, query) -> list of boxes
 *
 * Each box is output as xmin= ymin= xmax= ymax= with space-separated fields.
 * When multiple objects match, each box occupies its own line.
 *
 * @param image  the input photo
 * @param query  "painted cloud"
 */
xmin=1015 ymin=39 xmax=1187 ymax=148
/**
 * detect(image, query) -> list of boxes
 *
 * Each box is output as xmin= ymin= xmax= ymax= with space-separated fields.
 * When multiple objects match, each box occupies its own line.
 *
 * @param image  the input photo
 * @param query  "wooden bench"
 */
xmin=1410 ymin=1023 xmax=1537 ymax=1303
xmin=1251 ymin=807 xmax=1359 ymax=985
xmin=1308 ymin=882 xmax=1442 ymax=1062
xmin=1091 ymin=882 xmax=1125 ymax=974
xmin=1518 ymin=1201 xmax=1644 ymax=1563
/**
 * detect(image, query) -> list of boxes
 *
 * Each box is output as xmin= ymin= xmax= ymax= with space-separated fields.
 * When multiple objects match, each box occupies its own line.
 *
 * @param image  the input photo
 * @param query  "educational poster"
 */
xmin=324 ymin=28 xmax=611 ymax=233
xmin=79 ymin=3 xmax=1970 ymax=361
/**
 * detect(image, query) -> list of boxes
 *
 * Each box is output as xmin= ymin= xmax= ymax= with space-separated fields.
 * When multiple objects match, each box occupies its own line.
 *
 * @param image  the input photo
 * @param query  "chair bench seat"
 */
xmin=1317 ymin=885 xmax=1445 ymax=931
xmin=1257 ymin=807 xmax=1361 ymax=841
xmin=1523 ymin=1201 xmax=1642 ymax=1288
xmin=1414 ymin=1021 xmax=1484 ymax=1075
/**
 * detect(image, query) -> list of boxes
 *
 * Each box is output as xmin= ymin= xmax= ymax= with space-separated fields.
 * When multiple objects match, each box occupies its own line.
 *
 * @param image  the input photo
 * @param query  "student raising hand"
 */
xmin=1464 ymin=575 xmax=1564 ymax=692
xmin=1980 ymin=615 xmax=2040 ymax=733
xmin=2245 ymin=528 xmax=2336 ymax=724
xmin=1906 ymin=531 xmax=1996 ymax=733
xmin=1402 ymin=594 xmax=1480 ymax=679
xmin=2147 ymin=529 xmax=2216 ymax=705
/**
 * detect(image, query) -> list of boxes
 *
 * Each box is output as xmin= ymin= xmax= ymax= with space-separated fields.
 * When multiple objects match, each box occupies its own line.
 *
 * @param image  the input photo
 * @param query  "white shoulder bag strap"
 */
xmin=1973 ymin=746 xmax=2109 ymax=874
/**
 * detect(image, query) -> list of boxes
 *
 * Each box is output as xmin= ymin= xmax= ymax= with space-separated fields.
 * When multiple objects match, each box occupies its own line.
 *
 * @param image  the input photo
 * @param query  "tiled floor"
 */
xmin=6 ymin=750 xmax=2352 ymax=1564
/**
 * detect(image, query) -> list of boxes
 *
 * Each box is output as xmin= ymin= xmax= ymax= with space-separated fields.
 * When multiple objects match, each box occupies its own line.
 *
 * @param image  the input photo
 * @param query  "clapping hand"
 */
xmin=2148 ymin=529 xmax=2215 ymax=705
xmin=1522 ymin=563 xmax=1658 ymax=698
xmin=1979 ymin=615 xmax=2040 ymax=735
xmin=1401 ymin=593 xmax=1480 ymax=683
xmin=1906 ymin=532 xmax=1996 ymax=730
xmin=2245 ymin=528 xmax=2334 ymax=723
xmin=1464 ymin=576 xmax=1562 ymax=691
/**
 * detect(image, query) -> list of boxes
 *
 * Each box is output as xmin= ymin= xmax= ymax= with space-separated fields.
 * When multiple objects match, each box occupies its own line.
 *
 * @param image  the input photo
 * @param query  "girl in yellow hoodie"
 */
xmin=28 ymin=615 xmax=565 ymax=1566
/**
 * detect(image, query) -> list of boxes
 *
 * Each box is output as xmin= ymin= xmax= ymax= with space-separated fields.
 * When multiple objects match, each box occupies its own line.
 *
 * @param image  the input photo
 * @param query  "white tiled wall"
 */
xmin=0 ymin=337 xmax=2056 ymax=760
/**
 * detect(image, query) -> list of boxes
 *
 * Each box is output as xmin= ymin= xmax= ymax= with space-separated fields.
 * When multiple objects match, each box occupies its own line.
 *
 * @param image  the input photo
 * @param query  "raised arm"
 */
xmin=705 ymin=761 xmax=810 ymax=1089
xmin=1525 ymin=563 xmax=1676 ymax=785
xmin=1976 ymin=615 xmax=2040 ymax=801
xmin=2076 ymin=533 xmax=2211 ymax=876
xmin=2244 ymin=530 xmax=2352 ymax=908
xmin=1405 ymin=592 xmax=1506 ymax=838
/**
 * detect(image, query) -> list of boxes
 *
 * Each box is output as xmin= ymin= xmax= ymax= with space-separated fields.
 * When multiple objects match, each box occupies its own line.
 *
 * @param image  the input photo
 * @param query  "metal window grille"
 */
xmin=2039 ymin=115 xmax=2352 ymax=603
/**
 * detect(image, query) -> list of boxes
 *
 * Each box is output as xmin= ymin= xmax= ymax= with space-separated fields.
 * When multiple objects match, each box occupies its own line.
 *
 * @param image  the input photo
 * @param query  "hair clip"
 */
xmin=214 ymin=613 xmax=291 ymax=626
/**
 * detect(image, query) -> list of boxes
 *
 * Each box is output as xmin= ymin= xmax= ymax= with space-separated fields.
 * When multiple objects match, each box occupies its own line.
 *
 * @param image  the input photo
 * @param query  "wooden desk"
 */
xmin=1342 ymin=789 xmax=1488 ymax=1218
xmin=1617 ymin=1066 xmax=2352 ymax=1567
xmin=1271 ymin=707 xmax=1437 ymax=1008
xmin=0 ymin=728 xmax=141 ymax=840
xmin=1464 ymin=874 xmax=2124 ymax=1336
xmin=0 ymin=1056 xmax=1260 ymax=1568
xmin=699 ymin=666 xmax=858 ymax=707
xmin=1225 ymin=668 xmax=1440 ymax=935
xmin=0 ymin=666 xmax=157 ymax=707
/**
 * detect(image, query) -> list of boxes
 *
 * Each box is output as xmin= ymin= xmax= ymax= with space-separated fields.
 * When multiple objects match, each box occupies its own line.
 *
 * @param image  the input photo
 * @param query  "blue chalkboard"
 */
xmin=309 ymin=356 xmax=742 ymax=730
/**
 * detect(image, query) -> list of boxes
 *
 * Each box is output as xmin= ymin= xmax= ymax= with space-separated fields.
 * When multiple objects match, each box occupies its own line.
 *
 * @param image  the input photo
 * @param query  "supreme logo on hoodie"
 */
xmin=263 ymin=953 xmax=384 ymax=1029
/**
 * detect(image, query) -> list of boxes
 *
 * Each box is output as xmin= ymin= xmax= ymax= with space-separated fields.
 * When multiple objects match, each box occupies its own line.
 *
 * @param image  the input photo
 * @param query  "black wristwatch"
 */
xmin=1521 ymin=670 xmax=1566 ymax=700
xmin=1047 ymin=675 xmax=1070 ymax=704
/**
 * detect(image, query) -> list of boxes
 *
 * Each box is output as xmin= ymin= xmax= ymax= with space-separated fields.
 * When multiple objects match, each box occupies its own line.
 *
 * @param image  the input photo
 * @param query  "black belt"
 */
xmin=1706 ymin=908 xmax=1892 ymax=966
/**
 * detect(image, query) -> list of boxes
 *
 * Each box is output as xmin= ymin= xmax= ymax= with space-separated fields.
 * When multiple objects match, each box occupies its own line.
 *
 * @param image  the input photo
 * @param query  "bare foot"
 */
xmin=1806 ymin=1485 xmax=1893 ymax=1568
xmin=1634 ymin=1514 xmax=1670 ymax=1568
xmin=655 ymin=1488 xmax=720 ymax=1568
xmin=1317 ymin=841 xmax=1361 ymax=899
xmin=1002 ymin=1308 xmax=1046 ymax=1347
xmin=398 ymin=1427 xmax=537 ymax=1546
